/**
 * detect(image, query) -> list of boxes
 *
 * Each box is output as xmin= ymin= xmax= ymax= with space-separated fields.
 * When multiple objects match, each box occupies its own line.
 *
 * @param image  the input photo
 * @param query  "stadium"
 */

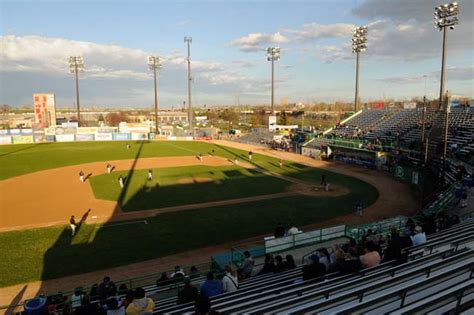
xmin=0 ymin=1 xmax=473 ymax=314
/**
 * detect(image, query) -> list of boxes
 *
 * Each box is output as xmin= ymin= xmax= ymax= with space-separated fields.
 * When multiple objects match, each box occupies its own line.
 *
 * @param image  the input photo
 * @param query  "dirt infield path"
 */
xmin=0 ymin=156 xmax=235 ymax=231
xmin=0 ymin=141 xmax=419 ymax=308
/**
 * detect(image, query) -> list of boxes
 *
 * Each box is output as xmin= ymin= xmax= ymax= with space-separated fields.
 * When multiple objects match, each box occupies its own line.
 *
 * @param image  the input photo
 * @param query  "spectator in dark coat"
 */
xmin=339 ymin=248 xmax=362 ymax=275
xmin=73 ymin=294 xmax=105 ymax=315
xmin=177 ymin=276 xmax=199 ymax=305
xmin=328 ymin=249 xmax=346 ymax=274
xmin=274 ymin=255 xmax=286 ymax=273
xmin=274 ymin=222 xmax=285 ymax=238
xmin=98 ymin=276 xmax=116 ymax=300
xmin=258 ymin=254 xmax=275 ymax=275
xmin=302 ymin=255 xmax=326 ymax=281
xmin=285 ymin=255 xmax=296 ymax=270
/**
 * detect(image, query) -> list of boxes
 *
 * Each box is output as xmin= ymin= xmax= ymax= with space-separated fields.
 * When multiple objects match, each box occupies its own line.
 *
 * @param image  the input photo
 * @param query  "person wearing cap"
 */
xmin=177 ymin=276 xmax=199 ymax=305
xmin=411 ymin=226 xmax=427 ymax=246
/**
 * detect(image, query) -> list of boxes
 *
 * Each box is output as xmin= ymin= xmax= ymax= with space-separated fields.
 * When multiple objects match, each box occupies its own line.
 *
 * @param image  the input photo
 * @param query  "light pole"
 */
xmin=434 ymin=2 xmax=459 ymax=184
xmin=352 ymin=26 xmax=368 ymax=113
xmin=148 ymin=55 xmax=162 ymax=135
xmin=184 ymin=36 xmax=193 ymax=135
xmin=69 ymin=56 xmax=84 ymax=126
xmin=434 ymin=2 xmax=459 ymax=111
xmin=266 ymin=47 xmax=280 ymax=115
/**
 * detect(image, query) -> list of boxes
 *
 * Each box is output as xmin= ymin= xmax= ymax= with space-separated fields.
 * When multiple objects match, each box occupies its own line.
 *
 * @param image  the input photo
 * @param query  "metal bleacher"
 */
xmin=154 ymin=220 xmax=474 ymax=314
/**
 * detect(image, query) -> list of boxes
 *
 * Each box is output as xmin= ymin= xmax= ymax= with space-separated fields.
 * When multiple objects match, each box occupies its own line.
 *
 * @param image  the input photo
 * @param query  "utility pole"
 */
xmin=184 ymin=37 xmax=193 ymax=135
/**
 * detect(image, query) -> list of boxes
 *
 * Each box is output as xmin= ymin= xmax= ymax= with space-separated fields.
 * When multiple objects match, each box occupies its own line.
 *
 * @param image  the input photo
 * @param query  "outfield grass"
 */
xmin=89 ymin=165 xmax=292 ymax=211
xmin=0 ymin=141 xmax=379 ymax=287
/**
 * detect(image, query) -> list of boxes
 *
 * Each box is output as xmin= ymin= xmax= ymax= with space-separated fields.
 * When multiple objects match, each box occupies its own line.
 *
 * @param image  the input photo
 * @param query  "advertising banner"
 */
xmin=0 ymin=136 xmax=12 ymax=145
xmin=374 ymin=102 xmax=385 ymax=110
xmin=95 ymin=133 xmax=113 ymax=141
xmin=34 ymin=135 xmax=54 ymax=143
xmin=12 ymin=135 xmax=34 ymax=144
xmin=21 ymin=129 xmax=33 ymax=134
xmin=0 ymin=130 xmax=7 ymax=135
xmin=75 ymin=134 xmax=95 ymax=141
xmin=9 ymin=129 xmax=21 ymax=135
xmin=97 ymin=127 xmax=116 ymax=133
xmin=77 ymin=127 xmax=98 ymax=134
xmin=403 ymin=102 xmax=417 ymax=109
xmin=131 ymin=132 xmax=148 ymax=140
xmin=55 ymin=134 xmax=75 ymax=142
xmin=113 ymin=133 xmax=131 ymax=141
xmin=33 ymin=93 xmax=56 ymax=127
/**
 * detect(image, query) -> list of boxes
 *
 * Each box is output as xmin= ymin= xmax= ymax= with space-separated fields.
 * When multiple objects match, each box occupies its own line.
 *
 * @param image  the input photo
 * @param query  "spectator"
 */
xmin=274 ymin=222 xmax=285 ymax=238
xmin=287 ymin=223 xmax=300 ymax=235
xmin=189 ymin=266 xmax=201 ymax=279
xmin=285 ymin=255 xmax=296 ymax=270
xmin=360 ymin=242 xmax=381 ymax=268
xmin=194 ymin=296 xmax=211 ymax=315
xmin=73 ymin=294 xmax=105 ymax=315
xmin=106 ymin=298 xmax=125 ymax=315
xmin=171 ymin=266 xmax=186 ymax=282
xmin=411 ymin=226 xmax=427 ymax=246
xmin=258 ymin=253 xmax=275 ymax=275
xmin=71 ymin=287 xmax=84 ymax=308
xmin=302 ymin=255 xmax=326 ymax=281
xmin=117 ymin=284 xmax=128 ymax=296
xmin=317 ymin=248 xmax=331 ymax=271
xmin=125 ymin=287 xmax=155 ymax=315
xmin=382 ymin=228 xmax=404 ymax=263
xmin=89 ymin=284 xmax=100 ymax=302
xmin=121 ymin=291 xmax=134 ymax=310
xmin=200 ymin=272 xmax=223 ymax=298
xmin=222 ymin=265 xmax=239 ymax=293
xmin=274 ymin=255 xmax=286 ymax=273
xmin=156 ymin=272 xmax=171 ymax=288
xmin=339 ymin=248 xmax=362 ymax=275
xmin=98 ymin=277 xmax=117 ymax=300
xmin=177 ymin=276 xmax=199 ymax=305
xmin=241 ymin=251 xmax=255 ymax=279
xmin=328 ymin=249 xmax=346 ymax=274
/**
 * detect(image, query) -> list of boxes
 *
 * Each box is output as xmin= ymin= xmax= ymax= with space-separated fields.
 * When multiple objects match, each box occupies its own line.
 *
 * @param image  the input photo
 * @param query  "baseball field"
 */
xmin=0 ymin=140 xmax=418 ymax=294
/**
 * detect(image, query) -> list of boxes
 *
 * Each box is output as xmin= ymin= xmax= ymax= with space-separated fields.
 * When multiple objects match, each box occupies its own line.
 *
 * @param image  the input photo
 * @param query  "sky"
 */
xmin=0 ymin=0 xmax=473 ymax=108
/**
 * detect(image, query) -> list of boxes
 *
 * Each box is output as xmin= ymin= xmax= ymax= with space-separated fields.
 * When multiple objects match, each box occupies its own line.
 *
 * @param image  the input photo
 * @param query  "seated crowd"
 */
xmin=34 ymin=210 xmax=466 ymax=315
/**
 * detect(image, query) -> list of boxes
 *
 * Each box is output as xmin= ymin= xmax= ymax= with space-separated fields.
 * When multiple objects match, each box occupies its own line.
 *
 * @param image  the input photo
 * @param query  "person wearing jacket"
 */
xmin=199 ymin=272 xmax=223 ymax=298
xmin=125 ymin=287 xmax=154 ymax=315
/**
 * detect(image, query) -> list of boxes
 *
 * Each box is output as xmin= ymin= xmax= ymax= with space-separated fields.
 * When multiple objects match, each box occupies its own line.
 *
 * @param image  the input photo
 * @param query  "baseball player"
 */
xmin=79 ymin=170 xmax=85 ymax=182
xmin=234 ymin=157 xmax=239 ymax=165
xmin=248 ymin=151 xmax=253 ymax=160
xmin=148 ymin=169 xmax=153 ymax=181
xmin=126 ymin=143 xmax=131 ymax=150
xmin=279 ymin=159 xmax=283 ymax=168
xmin=107 ymin=163 xmax=113 ymax=174
xmin=118 ymin=175 xmax=124 ymax=188
xmin=198 ymin=153 xmax=203 ymax=161
xmin=70 ymin=215 xmax=77 ymax=236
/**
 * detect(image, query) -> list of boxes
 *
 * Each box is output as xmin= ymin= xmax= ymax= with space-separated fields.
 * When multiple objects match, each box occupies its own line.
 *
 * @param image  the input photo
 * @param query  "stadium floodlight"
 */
xmin=434 ymin=2 xmax=459 ymax=183
xmin=266 ymin=47 xmax=280 ymax=115
xmin=352 ymin=26 xmax=368 ymax=112
xmin=147 ymin=55 xmax=162 ymax=135
xmin=434 ymin=2 xmax=459 ymax=111
xmin=184 ymin=36 xmax=193 ymax=135
xmin=69 ymin=56 xmax=85 ymax=126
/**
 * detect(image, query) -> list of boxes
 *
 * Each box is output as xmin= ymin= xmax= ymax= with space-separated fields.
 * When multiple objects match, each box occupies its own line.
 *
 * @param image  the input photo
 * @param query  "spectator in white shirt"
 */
xmin=411 ymin=226 xmax=427 ymax=246
xmin=287 ymin=223 xmax=300 ymax=235
xmin=222 ymin=265 xmax=238 ymax=293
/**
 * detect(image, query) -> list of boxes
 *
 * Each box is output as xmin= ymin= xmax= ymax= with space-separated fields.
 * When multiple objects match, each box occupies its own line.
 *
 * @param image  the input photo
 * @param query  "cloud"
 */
xmin=375 ymin=66 xmax=474 ymax=84
xmin=0 ymin=35 xmax=274 ymax=106
xmin=284 ymin=23 xmax=355 ymax=41
xmin=230 ymin=32 xmax=289 ymax=52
